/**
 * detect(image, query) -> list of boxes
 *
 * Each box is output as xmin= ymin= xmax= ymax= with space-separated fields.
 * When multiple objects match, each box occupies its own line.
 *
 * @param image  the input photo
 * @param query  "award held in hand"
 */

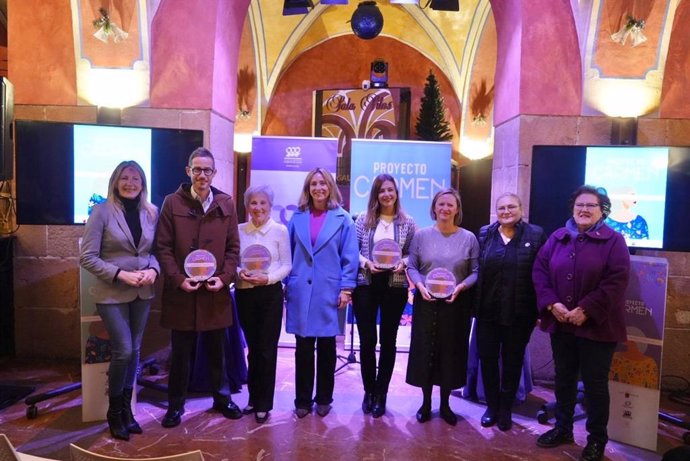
xmin=184 ymin=249 xmax=217 ymax=284
xmin=241 ymin=244 xmax=272 ymax=276
xmin=425 ymin=267 xmax=456 ymax=299
xmin=371 ymin=239 xmax=402 ymax=270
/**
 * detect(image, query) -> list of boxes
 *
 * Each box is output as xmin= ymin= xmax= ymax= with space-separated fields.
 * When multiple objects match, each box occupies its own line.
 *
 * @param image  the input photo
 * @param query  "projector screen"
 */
xmin=16 ymin=121 xmax=204 ymax=225
xmin=530 ymin=145 xmax=690 ymax=252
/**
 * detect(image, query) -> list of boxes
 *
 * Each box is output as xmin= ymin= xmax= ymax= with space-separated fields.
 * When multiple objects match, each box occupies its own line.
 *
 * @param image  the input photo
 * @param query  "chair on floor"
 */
xmin=1 ymin=434 xmax=58 ymax=461
xmin=69 ymin=444 xmax=204 ymax=461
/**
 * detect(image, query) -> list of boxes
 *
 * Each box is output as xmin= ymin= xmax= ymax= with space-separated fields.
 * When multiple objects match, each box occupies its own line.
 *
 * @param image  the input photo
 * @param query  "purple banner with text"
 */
xmin=250 ymin=136 xmax=338 ymax=226
xmin=608 ymin=255 xmax=667 ymax=451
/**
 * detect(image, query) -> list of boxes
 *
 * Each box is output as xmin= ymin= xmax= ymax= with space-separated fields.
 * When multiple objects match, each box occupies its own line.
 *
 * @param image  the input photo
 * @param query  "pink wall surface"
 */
xmin=491 ymin=0 xmax=581 ymax=124
xmin=8 ymin=0 xmax=77 ymax=105
xmin=490 ymin=0 xmax=522 ymax=125
xmin=659 ymin=1 xmax=690 ymax=119
xmin=150 ymin=0 xmax=249 ymax=118
xmin=211 ymin=0 xmax=249 ymax=120
xmin=150 ymin=0 xmax=216 ymax=109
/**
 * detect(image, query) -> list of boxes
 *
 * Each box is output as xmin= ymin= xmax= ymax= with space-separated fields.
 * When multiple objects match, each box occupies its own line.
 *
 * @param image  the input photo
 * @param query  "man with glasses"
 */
xmin=156 ymin=147 xmax=243 ymax=427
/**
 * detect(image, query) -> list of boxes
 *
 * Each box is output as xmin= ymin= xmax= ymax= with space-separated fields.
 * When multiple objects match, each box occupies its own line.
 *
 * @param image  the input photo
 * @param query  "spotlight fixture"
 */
xmin=351 ymin=1 xmax=384 ymax=40
xmin=428 ymin=0 xmax=459 ymax=11
xmin=282 ymin=0 xmax=314 ymax=16
xmin=370 ymin=59 xmax=388 ymax=88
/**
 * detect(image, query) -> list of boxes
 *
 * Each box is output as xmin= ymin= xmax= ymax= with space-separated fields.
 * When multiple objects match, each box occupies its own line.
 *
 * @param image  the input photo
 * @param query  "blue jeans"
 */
xmin=97 ymin=298 xmax=151 ymax=397
xmin=550 ymin=332 xmax=616 ymax=445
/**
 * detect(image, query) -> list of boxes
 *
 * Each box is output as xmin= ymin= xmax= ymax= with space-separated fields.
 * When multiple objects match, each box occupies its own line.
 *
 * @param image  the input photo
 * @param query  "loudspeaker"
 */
xmin=0 ymin=78 xmax=14 ymax=181
xmin=283 ymin=0 xmax=314 ymax=15
xmin=430 ymin=0 xmax=459 ymax=11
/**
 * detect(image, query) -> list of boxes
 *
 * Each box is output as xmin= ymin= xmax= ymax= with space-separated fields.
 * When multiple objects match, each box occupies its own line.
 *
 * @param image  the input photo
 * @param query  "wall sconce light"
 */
xmin=370 ymin=59 xmax=388 ymax=88
xmin=92 ymin=8 xmax=128 ymax=43
xmin=611 ymin=15 xmax=647 ymax=47
xmin=460 ymin=136 xmax=493 ymax=160
xmin=234 ymin=133 xmax=254 ymax=154
xmin=283 ymin=0 xmax=314 ymax=16
xmin=351 ymin=1 xmax=384 ymax=40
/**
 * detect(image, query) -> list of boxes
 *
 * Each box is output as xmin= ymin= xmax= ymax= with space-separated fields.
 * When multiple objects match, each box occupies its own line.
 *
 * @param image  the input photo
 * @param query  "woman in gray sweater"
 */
xmin=406 ymin=188 xmax=479 ymax=426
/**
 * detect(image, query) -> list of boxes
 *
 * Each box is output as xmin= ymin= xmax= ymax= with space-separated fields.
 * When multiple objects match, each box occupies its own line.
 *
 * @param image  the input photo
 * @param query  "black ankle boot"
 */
xmin=372 ymin=393 xmax=387 ymax=418
xmin=481 ymin=407 xmax=497 ymax=427
xmin=497 ymin=392 xmax=514 ymax=431
xmin=107 ymin=395 xmax=130 ymax=440
xmin=122 ymin=387 xmax=143 ymax=434
xmin=362 ymin=392 xmax=374 ymax=414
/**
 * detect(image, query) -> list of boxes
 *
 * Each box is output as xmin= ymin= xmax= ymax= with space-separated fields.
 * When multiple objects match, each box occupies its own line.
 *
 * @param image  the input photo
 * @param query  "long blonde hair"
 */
xmin=297 ymin=167 xmax=342 ymax=211
xmin=107 ymin=160 xmax=157 ymax=220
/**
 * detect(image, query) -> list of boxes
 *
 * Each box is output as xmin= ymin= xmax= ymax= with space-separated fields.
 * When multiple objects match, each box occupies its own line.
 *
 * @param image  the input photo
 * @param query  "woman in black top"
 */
xmin=474 ymin=193 xmax=546 ymax=430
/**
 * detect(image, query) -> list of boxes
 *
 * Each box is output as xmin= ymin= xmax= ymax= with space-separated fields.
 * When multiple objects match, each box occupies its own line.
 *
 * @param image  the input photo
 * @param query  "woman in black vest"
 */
xmin=474 ymin=193 xmax=546 ymax=430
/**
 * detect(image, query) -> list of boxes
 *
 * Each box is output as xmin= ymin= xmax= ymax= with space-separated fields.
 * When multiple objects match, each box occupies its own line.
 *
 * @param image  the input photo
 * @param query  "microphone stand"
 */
xmin=335 ymin=303 xmax=359 ymax=373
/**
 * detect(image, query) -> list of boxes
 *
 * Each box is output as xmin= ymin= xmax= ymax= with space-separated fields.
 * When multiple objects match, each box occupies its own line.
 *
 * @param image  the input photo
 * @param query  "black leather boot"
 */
xmin=372 ymin=393 xmax=387 ymax=418
xmin=107 ymin=395 xmax=130 ymax=440
xmin=122 ymin=387 xmax=143 ymax=434
xmin=497 ymin=391 xmax=514 ymax=431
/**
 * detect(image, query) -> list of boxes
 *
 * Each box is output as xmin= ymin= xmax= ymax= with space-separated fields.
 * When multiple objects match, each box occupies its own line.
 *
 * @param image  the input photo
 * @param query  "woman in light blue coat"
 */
xmin=286 ymin=167 xmax=358 ymax=418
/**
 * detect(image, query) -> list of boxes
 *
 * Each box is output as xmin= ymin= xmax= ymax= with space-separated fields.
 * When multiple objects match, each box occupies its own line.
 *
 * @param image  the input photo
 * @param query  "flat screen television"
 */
xmin=530 ymin=145 xmax=690 ymax=252
xmin=15 ymin=121 xmax=204 ymax=225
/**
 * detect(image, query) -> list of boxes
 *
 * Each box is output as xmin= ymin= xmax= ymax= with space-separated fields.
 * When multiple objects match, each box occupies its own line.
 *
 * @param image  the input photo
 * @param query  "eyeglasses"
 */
xmin=574 ymin=203 xmax=600 ymax=210
xmin=190 ymin=167 xmax=215 ymax=176
xmin=497 ymin=204 xmax=519 ymax=212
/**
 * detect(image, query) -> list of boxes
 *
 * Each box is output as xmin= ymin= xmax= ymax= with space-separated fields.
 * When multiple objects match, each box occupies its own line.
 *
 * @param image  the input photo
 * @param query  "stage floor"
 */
xmin=0 ymin=346 xmax=687 ymax=461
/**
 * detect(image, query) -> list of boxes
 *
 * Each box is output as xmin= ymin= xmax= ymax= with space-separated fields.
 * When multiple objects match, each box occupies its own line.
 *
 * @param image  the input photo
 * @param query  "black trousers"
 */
xmin=352 ymin=275 xmax=407 ymax=395
xmin=235 ymin=283 xmax=283 ymax=412
xmin=551 ymin=332 xmax=616 ymax=445
xmin=476 ymin=318 xmax=534 ymax=410
xmin=168 ymin=328 xmax=228 ymax=408
xmin=294 ymin=335 xmax=336 ymax=409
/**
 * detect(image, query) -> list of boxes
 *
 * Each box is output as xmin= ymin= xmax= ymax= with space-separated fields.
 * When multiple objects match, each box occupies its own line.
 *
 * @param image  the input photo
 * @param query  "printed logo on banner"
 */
xmin=284 ymin=146 xmax=302 ymax=168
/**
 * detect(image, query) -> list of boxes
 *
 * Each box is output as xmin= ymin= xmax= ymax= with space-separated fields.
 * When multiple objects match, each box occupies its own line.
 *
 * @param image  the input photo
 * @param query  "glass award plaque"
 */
xmin=241 ymin=244 xmax=272 ymax=274
xmin=184 ymin=249 xmax=217 ymax=282
xmin=371 ymin=239 xmax=402 ymax=270
xmin=425 ymin=267 xmax=456 ymax=299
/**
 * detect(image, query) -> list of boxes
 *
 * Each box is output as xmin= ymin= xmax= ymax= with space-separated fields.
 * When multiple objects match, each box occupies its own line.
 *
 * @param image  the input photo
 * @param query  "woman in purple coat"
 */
xmin=532 ymin=185 xmax=630 ymax=461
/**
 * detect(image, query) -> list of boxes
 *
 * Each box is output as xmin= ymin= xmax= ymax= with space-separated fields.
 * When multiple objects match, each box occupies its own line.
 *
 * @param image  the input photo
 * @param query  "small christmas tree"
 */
xmin=415 ymin=70 xmax=453 ymax=142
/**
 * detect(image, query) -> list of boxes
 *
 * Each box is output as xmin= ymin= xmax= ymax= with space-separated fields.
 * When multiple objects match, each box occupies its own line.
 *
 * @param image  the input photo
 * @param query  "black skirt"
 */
xmin=405 ymin=290 xmax=472 ymax=389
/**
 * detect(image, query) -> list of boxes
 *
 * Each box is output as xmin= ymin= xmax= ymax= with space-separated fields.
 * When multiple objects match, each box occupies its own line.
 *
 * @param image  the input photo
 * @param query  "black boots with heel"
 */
xmin=107 ymin=395 xmax=130 ymax=440
xmin=122 ymin=387 xmax=143 ymax=434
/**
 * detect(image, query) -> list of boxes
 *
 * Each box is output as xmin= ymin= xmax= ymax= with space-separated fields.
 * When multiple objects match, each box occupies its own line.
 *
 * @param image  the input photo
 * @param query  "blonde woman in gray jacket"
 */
xmin=80 ymin=160 xmax=159 ymax=441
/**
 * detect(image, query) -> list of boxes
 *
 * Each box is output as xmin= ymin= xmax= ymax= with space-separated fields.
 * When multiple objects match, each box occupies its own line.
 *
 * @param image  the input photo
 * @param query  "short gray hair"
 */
xmin=244 ymin=184 xmax=275 ymax=209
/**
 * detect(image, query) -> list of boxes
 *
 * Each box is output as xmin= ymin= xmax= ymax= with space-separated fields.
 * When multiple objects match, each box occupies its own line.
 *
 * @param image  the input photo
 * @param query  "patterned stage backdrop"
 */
xmin=313 ymin=88 xmax=411 ymax=199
